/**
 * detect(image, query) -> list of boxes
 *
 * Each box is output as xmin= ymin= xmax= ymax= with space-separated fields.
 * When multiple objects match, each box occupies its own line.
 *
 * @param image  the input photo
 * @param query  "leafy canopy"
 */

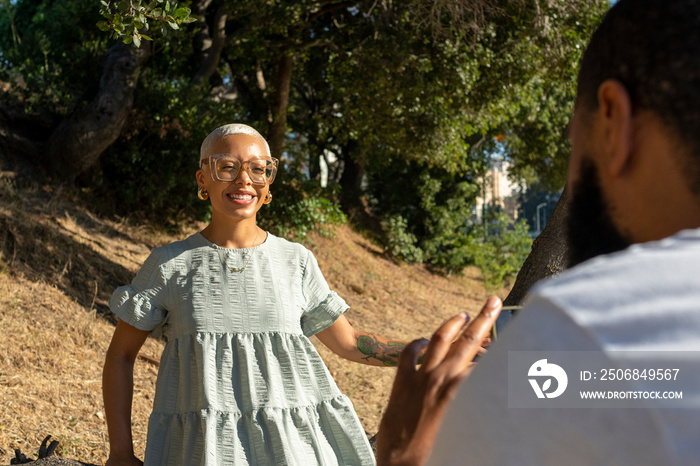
xmin=0 ymin=0 xmax=608 ymax=279
xmin=97 ymin=0 xmax=196 ymax=47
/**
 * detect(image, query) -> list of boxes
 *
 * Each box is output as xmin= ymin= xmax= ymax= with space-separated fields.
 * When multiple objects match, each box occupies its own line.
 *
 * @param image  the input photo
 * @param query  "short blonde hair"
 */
xmin=199 ymin=124 xmax=272 ymax=162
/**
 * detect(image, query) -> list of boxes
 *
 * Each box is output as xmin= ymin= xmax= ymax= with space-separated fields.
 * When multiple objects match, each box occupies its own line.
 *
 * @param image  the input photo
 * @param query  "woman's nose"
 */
xmin=234 ymin=164 xmax=252 ymax=184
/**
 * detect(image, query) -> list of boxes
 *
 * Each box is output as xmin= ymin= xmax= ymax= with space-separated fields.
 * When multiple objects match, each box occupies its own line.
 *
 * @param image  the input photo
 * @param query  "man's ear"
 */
xmin=596 ymin=79 xmax=634 ymax=177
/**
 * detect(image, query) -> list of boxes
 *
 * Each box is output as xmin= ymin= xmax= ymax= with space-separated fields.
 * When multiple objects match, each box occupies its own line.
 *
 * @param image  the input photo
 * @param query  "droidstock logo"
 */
xmin=528 ymin=359 xmax=568 ymax=399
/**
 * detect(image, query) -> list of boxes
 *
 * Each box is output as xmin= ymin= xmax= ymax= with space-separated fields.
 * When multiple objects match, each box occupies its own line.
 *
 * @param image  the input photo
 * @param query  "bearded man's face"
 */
xmin=565 ymin=106 xmax=632 ymax=267
xmin=566 ymin=157 xmax=632 ymax=267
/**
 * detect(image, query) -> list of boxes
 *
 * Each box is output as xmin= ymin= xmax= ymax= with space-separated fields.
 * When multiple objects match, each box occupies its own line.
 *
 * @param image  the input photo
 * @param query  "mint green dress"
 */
xmin=109 ymin=232 xmax=375 ymax=466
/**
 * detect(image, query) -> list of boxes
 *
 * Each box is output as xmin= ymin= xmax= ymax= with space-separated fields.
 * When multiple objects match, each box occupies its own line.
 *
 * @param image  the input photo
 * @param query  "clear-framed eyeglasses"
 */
xmin=201 ymin=155 xmax=279 ymax=185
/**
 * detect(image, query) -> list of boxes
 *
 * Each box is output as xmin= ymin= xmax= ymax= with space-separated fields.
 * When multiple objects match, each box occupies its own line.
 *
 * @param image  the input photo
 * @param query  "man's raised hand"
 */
xmin=376 ymin=297 xmax=502 ymax=466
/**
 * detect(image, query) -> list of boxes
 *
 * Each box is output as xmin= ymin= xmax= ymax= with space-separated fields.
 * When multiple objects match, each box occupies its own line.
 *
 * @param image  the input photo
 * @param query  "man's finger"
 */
xmin=400 ymin=338 xmax=430 ymax=369
xmin=447 ymin=296 xmax=502 ymax=373
xmin=393 ymin=338 xmax=429 ymax=387
xmin=419 ymin=313 xmax=470 ymax=373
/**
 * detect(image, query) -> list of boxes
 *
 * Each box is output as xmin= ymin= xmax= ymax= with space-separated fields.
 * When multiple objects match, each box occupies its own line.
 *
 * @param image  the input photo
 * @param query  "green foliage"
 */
xmin=258 ymin=175 xmax=347 ymax=243
xmin=462 ymin=0 xmax=609 ymax=190
xmin=1 ymin=0 xmax=608 ymax=259
xmin=99 ymin=74 xmax=242 ymax=221
xmin=368 ymin=159 xmax=480 ymax=273
xmin=382 ymin=215 xmax=424 ymax=263
xmin=373 ymin=164 xmax=532 ymax=289
xmin=464 ymin=210 xmax=532 ymax=293
xmin=0 ymin=0 xmax=108 ymax=113
xmin=97 ymin=0 xmax=196 ymax=47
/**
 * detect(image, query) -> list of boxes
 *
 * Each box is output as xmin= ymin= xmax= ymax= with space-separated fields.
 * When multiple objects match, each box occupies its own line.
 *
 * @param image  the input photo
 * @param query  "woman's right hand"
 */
xmin=105 ymin=454 xmax=143 ymax=466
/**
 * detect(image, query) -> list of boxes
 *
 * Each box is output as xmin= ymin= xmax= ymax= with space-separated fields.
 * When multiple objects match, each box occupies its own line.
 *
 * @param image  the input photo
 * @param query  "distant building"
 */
xmin=474 ymin=160 xmax=521 ymax=222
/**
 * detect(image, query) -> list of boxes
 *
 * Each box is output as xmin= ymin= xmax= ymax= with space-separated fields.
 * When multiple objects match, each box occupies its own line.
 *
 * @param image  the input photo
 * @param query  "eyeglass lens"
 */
xmin=214 ymin=158 xmax=272 ymax=183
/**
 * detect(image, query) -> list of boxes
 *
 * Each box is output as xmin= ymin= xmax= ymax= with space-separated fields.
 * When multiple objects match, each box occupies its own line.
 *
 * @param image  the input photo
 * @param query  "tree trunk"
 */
xmin=191 ymin=2 xmax=228 ymax=89
xmin=44 ymin=41 xmax=150 ymax=182
xmin=338 ymin=145 xmax=384 ymax=236
xmin=268 ymin=53 xmax=294 ymax=159
xmin=306 ymin=131 xmax=325 ymax=182
xmin=308 ymin=150 xmax=322 ymax=182
xmin=497 ymin=186 xmax=570 ymax=328
xmin=338 ymin=141 xmax=364 ymax=210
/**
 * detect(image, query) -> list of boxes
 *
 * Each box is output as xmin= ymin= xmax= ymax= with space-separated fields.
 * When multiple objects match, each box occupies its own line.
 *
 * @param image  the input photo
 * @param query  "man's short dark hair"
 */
xmin=576 ymin=0 xmax=700 ymax=192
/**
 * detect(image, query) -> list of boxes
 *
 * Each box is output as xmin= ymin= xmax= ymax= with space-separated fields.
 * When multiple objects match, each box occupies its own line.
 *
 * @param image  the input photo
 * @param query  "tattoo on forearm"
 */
xmin=357 ymin=334 xmax=406 ymax=366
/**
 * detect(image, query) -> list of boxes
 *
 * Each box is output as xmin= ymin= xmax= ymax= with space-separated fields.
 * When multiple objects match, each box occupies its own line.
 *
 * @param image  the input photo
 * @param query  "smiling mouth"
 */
xmin=228 ymin=193 xmax=255 ymax=200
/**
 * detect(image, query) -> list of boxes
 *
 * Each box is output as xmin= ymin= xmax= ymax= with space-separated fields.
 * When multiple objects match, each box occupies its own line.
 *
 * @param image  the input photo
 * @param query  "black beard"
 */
xmin=566 ymin=159 xmax=632 ymax=268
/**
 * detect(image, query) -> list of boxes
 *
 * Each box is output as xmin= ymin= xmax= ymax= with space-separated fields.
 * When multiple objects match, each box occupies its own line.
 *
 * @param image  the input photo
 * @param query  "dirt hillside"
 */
xmin=0 ymin=177 xmax=496 ymax=464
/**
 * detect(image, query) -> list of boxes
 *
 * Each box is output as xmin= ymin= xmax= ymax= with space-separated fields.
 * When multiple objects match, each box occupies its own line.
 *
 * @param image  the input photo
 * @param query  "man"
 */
xmin=377 ymin=0 xmax=700 ymax=464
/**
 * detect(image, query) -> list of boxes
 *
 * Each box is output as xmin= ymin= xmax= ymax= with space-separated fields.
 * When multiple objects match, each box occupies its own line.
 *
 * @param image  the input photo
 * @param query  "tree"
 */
xmin=45 ymin=41 xmax=151 ymax=182
xmin=329 ymin=0 xmax=606 ymax=276
xmin=0 ymin=0 xmax=606 ymax=281
xmin=504 ymin=186 xmax=570 ymax=306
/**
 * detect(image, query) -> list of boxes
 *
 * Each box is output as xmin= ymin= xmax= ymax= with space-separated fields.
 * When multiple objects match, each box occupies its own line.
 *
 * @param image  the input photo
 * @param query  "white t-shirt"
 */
xmin=429 ymin=228 xmax=700 ymax=466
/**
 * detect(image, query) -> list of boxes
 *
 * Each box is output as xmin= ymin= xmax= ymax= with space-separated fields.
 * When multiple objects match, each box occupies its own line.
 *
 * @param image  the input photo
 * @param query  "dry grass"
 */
xmin=308 ymin=227 xmax=492 ymax=435
xmin=0 ymin=275 xmax=163 ymax=464
xmin=0 ymin=177 xmax=497 ymax=464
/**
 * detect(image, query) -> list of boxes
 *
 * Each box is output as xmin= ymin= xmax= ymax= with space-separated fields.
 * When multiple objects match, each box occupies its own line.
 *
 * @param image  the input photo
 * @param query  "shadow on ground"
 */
xmin=0 ymin=180 xmax=148 ymax=322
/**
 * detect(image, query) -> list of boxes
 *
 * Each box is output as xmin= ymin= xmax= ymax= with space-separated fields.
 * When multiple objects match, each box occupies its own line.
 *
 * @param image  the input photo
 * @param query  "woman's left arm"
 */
xmin=316 ymin=315 xmax=409 ymax=366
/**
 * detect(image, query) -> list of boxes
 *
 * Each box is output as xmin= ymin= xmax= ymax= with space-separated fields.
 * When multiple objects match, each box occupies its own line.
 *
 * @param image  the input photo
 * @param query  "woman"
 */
xmin=103 ymin=124 xmax=411 ymax=465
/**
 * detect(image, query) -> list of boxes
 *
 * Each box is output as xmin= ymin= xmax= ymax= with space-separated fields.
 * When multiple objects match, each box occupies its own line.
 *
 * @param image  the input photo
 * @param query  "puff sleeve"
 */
xmin=109 ymin=249 xmax=169 ymax=338
xmin=299 ymin=250 xmax=349 ymax=337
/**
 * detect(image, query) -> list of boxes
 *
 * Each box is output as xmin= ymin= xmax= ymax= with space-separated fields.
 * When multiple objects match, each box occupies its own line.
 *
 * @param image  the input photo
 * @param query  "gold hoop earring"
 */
xmin=197 ymin=187 xmax=209 ymax=200
xmin=264 ymin=191 xmax=272 ymax=204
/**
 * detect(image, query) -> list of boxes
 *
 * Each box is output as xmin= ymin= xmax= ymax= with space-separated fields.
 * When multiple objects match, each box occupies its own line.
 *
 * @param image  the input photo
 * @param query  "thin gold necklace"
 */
xmin=215 ymin=230 xmax=261 ymax=273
